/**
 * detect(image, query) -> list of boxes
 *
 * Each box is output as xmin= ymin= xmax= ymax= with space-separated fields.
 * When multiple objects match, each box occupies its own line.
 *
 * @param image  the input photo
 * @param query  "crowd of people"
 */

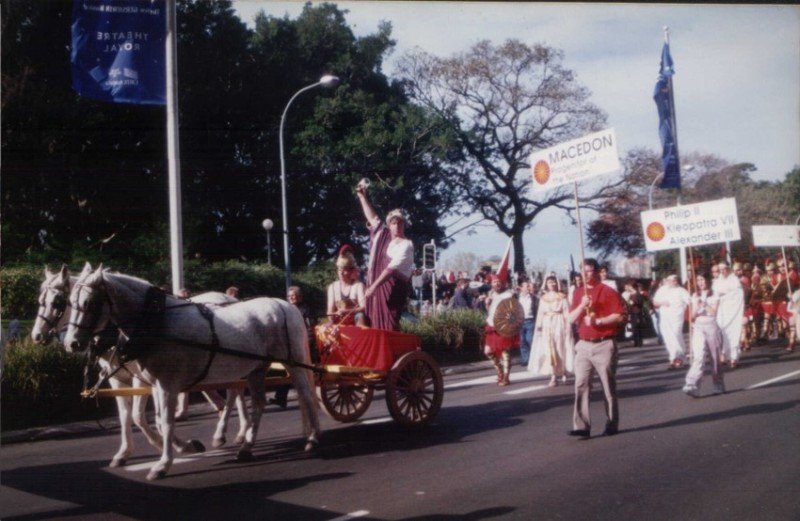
xmin=168 ymin=179 xmax=799 ymax=436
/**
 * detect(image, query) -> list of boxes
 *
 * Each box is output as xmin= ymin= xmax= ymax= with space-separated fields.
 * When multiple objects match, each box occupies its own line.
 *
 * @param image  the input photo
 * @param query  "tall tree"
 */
xmin=397 ymin=39 xmax=617 ymax=272
xmin=1 ymin=1 xmax=457 ymax=271
xmin=248 ymin=3 xmax=458 ymax=266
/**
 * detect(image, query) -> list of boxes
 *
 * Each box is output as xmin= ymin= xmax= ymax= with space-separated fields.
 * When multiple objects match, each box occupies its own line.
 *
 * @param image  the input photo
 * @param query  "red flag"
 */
xmin=496 ymin=238 xmax=513 ymax=283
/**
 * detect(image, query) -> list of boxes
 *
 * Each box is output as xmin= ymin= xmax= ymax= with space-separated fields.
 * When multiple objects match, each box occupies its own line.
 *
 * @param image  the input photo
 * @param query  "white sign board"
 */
xmin=752 ymin=225 xmax=800 ymax=247
xmin=640 ymin=198 xmax=740 ymax=252
xmin=529 ymin=128 xmax=621 ymax=192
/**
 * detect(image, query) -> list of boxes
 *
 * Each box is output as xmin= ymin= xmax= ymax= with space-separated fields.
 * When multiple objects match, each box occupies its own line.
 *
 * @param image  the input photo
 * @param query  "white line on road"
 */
xmin=503 ymin=384 xmax=549 ymax=395
xmin=328 ymin=510 xmax=370 ymax=521
xmin=123 ymin=448 xmax=233 ymax=472
xmin=445 ymin=371 xmax=545 ymax=390
xmin=746 ymin=369 xmax=800 ymax=390
xmin=359 ymin=417 xmax=392 ymax=425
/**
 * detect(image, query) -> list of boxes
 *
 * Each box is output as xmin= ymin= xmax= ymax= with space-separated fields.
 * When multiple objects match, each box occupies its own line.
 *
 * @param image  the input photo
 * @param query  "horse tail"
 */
xmin=281 ymin=300 xmax=320 ymax=440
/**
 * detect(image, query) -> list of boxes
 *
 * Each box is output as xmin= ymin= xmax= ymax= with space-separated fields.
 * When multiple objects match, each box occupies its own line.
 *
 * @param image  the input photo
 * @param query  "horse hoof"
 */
xmin=212 ymin=437 xmax=226 ymax=448
xmin=109 ymin=458 xmax=126 ymax=468
xmin=146 ymin=469 xmax=166 ymax=481
xmin=304 ymin=440 xmax=319 ymax=453
xmin=185 ymin=439 xmax=206 ymax=453
xmin=236 ymin=450 xmax=253 ymax=462
xmin=234 ymin=434 xmax=245 ymax=445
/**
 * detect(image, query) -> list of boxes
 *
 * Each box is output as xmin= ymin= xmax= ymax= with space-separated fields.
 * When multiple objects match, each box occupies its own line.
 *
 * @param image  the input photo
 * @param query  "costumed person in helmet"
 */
xmin=327 ymin=245 xmax=367 ymax=327
xmin=484 ymin=271 xmax=518 ymax=386
xmin=356 ymin=181 xmax=414 ymax=331
xmin=759 ymin=262 xmax=783 ymax=341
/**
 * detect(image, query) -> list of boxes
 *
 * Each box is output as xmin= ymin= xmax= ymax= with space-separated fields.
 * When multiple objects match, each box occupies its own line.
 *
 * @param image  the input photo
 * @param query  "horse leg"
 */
xmin=212 ymin=390 xmax=235 ymax=448
xmin=202 ymin=390 xmax=225 ymax=412
xmin=288 ymin=366 xmax=321 ymax=452
xmin=147 ymin=384 xmax=176 ymax=481
xmin=237 ymin=370 xmax=265 ymax=462
xmin=175 ymin=392 xmax=189 ymax=419
xmin=109 ymin=378 xmax=134 ymax=468
xmin=131 ymin=380 xmax=162 ymax=453
xmin=233 ymin=389 xmax=250 ymax=445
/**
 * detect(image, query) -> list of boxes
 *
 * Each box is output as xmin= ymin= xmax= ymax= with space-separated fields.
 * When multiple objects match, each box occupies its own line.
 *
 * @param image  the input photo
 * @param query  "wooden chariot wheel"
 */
xmin=318 ymin=379 xmax=374 ymax=423
xmin=385 ymin=351 xmax=444 ymax=427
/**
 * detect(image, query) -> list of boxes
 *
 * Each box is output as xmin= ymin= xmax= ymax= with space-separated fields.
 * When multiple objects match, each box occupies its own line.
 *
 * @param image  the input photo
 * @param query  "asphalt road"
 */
xmin=2 ymin=339 xmax=799 ymax=520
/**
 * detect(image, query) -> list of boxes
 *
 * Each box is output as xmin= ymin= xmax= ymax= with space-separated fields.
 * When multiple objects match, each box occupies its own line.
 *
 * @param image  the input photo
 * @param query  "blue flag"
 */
xmin=71 ymin=0 xmax=166 ymax=105
xmin=653 ymin=42 xmax=680 ymax=190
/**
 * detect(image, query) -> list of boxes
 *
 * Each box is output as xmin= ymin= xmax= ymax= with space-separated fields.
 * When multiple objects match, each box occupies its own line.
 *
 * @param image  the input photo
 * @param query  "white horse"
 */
xmin=32 ymin=266 xmax=249 ymax=467
xmin=63 ymin=264 xmax=320 ymax=480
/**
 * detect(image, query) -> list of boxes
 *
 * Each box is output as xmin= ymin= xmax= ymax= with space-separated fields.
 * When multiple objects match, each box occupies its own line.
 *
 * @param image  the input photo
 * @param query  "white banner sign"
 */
xmin=752 ymin=225 xmax=800 ymax=247
xmin=640 ymin=198 xmax=740 ymax=252
xmin=529 ymin=128 xmax=621 ymax=192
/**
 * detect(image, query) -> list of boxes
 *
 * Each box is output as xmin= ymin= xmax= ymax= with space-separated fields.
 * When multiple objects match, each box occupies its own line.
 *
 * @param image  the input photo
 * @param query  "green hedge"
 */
xmin=1 ymin=339 xmax=116 ymax=431
xmin=0 ymin=261 xmax=332 ymax=321
xmin=401 ymin=309 xmax=486 ymax=359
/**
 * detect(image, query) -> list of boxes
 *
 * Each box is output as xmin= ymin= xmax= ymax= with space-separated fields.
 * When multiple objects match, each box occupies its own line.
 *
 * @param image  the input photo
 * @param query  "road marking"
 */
xmin=123 ymin=449 xmax=233 ymax=472
xmin=359 ymin=417 xmax=392 ymax=425
xmin=503 ymin=384 xmax=549 ymax=395
xmin=445 ymin=371 xmax=544 ymax=390
xmin=746 ymin=369 xmax=800 ymax=390
xmin=329 ymin=510 xmax=370 ymax=520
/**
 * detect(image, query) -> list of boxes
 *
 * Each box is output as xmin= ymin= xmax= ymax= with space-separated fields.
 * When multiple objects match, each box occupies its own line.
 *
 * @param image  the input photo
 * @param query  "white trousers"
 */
xmin=660 ymin=316 xmax=686 ymax=362
xmin=686 ymin=319 xmax=724 ymax=390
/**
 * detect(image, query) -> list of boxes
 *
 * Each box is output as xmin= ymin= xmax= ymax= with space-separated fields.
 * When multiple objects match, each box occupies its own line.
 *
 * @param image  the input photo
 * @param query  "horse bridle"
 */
xmin=69 ymin=279 xmax=113 ymax=341
xmin=37 ymin=287 xmax=68 ymax=334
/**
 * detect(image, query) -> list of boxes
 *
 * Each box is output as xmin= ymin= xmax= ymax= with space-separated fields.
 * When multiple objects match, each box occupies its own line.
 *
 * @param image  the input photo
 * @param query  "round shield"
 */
xmin=493 ymin=297 xmax=524 ymax=338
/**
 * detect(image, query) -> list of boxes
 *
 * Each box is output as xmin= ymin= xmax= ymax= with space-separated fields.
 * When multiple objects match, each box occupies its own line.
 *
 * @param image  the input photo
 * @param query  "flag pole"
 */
xmin=166 ymin=0 xmax=184 ymax=295
xmin=664 ymin=26 xmax=688 ymax=285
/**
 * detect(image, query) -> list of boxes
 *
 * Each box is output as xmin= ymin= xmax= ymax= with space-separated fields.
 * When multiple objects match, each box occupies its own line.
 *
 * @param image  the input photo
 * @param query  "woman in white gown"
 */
xmin=528 ymin=276 xmax=574 ymax=386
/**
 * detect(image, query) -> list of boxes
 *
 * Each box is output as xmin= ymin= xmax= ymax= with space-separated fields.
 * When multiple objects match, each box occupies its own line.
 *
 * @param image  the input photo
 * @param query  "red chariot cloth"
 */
xmin=317 ymin=326 xmax=419 ymax=372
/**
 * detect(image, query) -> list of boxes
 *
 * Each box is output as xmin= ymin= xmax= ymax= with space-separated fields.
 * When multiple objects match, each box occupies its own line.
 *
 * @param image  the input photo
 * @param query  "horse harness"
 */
xmin=111 ymin=285 xmax=320 ymax=391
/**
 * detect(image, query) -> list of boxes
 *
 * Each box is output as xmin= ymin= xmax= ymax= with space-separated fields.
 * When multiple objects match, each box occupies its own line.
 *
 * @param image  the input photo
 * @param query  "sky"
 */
xmin=234 ymin=1 xmax=800 ymax=276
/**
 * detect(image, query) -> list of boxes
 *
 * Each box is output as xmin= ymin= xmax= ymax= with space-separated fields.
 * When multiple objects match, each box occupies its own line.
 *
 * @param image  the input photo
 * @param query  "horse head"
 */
xmin=31 ymin=265 xmax=71 ymax=344
xmin=64 ymin=263 xmax=113 ymax=353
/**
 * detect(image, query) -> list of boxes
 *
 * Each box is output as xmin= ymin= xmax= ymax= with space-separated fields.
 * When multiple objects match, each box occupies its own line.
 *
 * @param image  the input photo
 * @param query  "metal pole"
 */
xmin=165 ymin=0 xmax=184 ymax=295
xmin=279 ymin=81 xmax=325 ymax=292
xmin=267 ymin=230 xmax=272 ymax=265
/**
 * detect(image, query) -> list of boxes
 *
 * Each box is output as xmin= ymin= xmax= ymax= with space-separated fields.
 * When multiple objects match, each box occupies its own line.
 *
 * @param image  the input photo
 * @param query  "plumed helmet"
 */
xmin=336 ymin=244 xmax=357 ymax=269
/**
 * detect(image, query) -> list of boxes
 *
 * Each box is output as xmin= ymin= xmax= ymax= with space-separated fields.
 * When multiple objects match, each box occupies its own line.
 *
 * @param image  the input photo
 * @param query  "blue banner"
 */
xmin=653 ymin=42 xmax=680 ymax=190
xmin=71 ymin=0 xmax=166 ymax=105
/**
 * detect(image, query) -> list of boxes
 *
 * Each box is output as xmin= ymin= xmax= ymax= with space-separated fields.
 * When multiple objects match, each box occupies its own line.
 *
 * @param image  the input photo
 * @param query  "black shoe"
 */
xmin=268 ymin=397 xmax=287 ymax=410
xmin=603 ymin=425 xmax=619 ymax=436
xmin=568 ymin=429 xmax=591 ymax=439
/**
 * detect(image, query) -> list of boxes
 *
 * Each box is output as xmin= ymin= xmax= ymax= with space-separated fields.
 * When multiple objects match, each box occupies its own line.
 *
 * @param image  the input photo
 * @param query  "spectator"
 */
xmin=451 ymin=279 xmax=473 ymax=309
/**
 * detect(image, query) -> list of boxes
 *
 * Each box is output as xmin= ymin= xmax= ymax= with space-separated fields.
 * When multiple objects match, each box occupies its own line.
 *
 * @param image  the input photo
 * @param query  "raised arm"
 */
xmin=356 ymin=185 xmax=379 ymax=225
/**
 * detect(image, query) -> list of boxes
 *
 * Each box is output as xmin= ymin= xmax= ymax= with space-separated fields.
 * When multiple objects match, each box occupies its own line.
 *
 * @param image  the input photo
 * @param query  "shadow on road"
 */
xmin=2 ymin=459 xmax=352 ymax=521
xmin=622 ymin=399 xmax=799 ymax=435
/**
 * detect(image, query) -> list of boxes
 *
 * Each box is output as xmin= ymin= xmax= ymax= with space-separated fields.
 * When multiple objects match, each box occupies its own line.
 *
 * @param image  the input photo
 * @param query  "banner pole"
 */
xmin=573 ymin=182 xmax=587 ymax=275
xmin=782 ymin=246 xmax=793 ymax=296
xmin=166 ymin=0 xmax=184 ymax=295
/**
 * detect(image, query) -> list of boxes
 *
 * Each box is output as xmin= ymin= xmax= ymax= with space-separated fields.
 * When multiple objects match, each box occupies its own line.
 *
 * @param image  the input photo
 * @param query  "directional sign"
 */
xmin=641 ymin=198 xmax=740 ymax=252
xmin=752 ymin=225 xmax=800 ymax=247
xmin=529 ymin=128 xmax=621 ymax=192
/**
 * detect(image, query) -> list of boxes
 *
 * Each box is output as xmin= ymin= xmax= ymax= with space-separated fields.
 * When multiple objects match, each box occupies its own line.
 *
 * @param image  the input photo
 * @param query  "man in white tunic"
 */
xmin=713 ymin=262 xmax=744 ymax=369
xmin=652 ymin=274 xmax=690 ymax=369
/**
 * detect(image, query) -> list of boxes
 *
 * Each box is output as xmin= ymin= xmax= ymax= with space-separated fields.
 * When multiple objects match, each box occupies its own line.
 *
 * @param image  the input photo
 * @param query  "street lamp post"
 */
xmin=261 ymin=218 xmax=274 ymax=265
xmin=278 ymin=74 xmax=340 ymax=292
